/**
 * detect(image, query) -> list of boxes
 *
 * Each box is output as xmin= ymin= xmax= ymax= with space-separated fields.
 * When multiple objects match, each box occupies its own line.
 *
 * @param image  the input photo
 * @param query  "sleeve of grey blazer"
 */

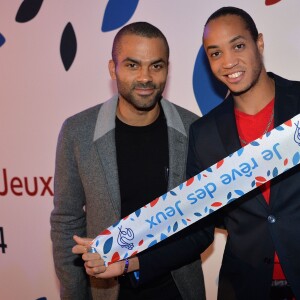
xmin=50 ymin=119 xmax=91 ymax=300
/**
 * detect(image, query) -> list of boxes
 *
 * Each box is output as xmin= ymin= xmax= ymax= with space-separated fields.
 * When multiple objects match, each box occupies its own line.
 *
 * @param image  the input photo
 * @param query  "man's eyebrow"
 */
xmin=229 ymin=35 xmax=245 ymax=44
xmin=206 ymin=44 xmax=219 ymax=51
xmin=151 ymin=59 xmax=167 ymax=65
xmin=121 ymin=57 xmax=140 ymax=64
xmin=121 ymin=57 xmax=167 ymax=65
xmin=206 ymin=35 xmax=246 ymax=51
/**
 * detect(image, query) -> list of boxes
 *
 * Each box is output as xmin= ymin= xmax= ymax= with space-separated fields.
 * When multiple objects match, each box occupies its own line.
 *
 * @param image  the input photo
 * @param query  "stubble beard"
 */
xmin=230 ymin=57 xmax=264 ymax=97
xmin=119 ymin=83 xmax=164 ymax=112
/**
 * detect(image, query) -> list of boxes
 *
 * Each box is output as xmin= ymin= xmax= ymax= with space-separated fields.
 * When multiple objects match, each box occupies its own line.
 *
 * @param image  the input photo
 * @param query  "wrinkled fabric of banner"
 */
xmin=91 ymin=114 xmax=300 ymax=265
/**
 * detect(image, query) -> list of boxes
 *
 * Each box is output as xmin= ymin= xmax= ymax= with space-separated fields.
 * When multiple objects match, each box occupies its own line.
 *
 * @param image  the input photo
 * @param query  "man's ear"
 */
xmin=108 ymin=59 xmax=116 ymax=80
xmin=257 ymin=33 xmax=264 ymax=55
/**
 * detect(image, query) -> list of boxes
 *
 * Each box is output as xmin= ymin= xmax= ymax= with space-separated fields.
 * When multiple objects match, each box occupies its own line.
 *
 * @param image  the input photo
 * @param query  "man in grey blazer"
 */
xmin=50 ymin=22 xmax=206 ymax=300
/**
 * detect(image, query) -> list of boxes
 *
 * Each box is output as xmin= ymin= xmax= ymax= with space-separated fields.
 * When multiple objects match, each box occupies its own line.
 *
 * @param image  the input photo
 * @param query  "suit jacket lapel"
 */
xmin=273 ymin=73 xmax=300 ymax=127
xmin=161 ymin=99 xmax=188 ymax=189
xmin=270 ymin=73 xmax=300 ymax=208
xmin=215 ymin=97 xmax=241 ymax=156
xmin=93 ymin=96 xmax=121 ymax=216
xmin=167 ymin=128 xmax=187 ymax=189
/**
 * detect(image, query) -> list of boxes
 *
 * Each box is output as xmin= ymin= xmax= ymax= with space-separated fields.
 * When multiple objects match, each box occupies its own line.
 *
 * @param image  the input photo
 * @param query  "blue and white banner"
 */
xmin=92 ymin=115 xmax=300 ymax=265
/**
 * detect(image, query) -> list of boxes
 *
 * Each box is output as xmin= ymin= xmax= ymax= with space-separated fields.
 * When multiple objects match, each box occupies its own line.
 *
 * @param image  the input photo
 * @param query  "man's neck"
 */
xmin=116 ymin=98 xmax=160 ymax=126
xmin=233 ymin=72 xmax=275 ymax=115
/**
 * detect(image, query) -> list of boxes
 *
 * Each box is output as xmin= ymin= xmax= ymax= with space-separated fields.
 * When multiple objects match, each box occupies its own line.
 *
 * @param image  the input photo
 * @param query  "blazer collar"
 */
xmin=215 ymin=96 xmax=241 ymax=156
xmin=93 ymin=96 xmax=188 ymax=142
xmin=93 ymin=95 xmax=118 ymax=142
xmin=270 ymin=72 xmax=300 ymax=126
xmin=161 ymin=99 xmax=188 ymax=137
xmin=268 ymin=72 xmax=300 ymax=208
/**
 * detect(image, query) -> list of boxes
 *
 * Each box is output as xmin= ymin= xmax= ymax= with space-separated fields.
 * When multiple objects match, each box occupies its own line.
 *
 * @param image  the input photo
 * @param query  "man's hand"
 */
xmin=72 ymin=235 xmax=125 ymax=278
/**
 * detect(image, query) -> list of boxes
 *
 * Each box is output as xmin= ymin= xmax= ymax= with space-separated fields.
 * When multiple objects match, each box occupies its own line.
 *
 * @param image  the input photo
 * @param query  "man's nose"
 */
xmin=137 ymin=67 xmax=152 ymax=82
xmin=222 ymin=52 xmax=238 ymax=69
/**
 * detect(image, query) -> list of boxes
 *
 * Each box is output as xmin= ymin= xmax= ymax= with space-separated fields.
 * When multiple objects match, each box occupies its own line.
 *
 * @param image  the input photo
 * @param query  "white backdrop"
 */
xmin=0 ymin=0 xmax=299 ymax=299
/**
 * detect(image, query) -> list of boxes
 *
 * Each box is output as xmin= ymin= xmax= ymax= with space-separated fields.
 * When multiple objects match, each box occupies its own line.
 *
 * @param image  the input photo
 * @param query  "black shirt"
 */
xmin=115 ymin=107 xmax=182 ymax=300
xmin=116 ymin=108 xmax=169 ymax=218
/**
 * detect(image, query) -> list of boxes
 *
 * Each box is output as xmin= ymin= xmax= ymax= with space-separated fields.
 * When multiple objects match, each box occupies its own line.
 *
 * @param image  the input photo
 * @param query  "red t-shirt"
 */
xmin=234 ymin=99 xmax=285 ymax=280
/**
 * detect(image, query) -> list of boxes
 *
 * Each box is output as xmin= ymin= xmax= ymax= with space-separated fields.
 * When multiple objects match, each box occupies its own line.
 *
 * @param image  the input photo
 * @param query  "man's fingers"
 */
xmin=84 ymin=261 xmax=107 ymax=278
xmin=72 ymin=235 xmax=109 ymax=278
xmin=72 ymin=235 xmax=94 ymax=254
xmin=82 ymin=253 xmax=103 ymax=265
xmin=82 ymin=252 xmax=102 ymax=260
xmin=73 ymin=235 xmax=93 ymax=245
xmin=85 ymin=264 xmax=107 ymax=276
xmin=72 ymin=244 xmax=88 ymax=254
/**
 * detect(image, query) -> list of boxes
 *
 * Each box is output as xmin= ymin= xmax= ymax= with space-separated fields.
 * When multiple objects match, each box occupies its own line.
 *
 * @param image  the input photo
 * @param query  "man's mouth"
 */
xmin=135 ymin=87 xmax=155 ymax=95
xmin=227 ymin=71 xmax=243 ymax=79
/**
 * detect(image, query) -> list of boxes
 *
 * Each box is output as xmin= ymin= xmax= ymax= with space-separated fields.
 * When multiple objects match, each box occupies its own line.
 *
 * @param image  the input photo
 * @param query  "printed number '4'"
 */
xmin=0 ymin=227 xmax=7 ymax=253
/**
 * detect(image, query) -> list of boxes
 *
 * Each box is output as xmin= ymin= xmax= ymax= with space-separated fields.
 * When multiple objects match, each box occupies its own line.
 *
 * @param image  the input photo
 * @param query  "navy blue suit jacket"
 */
xmin=186 ymin=72 xmax=300 ymax=299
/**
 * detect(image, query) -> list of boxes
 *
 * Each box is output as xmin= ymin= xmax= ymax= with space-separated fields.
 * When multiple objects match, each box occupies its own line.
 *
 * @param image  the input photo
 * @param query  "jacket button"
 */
xmin=268 ymin=215 xmax=276 ymax=223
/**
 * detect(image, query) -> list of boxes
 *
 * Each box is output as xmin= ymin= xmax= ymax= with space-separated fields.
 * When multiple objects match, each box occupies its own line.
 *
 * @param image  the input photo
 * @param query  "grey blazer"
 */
xmin=50 ymin=96 xmax=205 ymax=300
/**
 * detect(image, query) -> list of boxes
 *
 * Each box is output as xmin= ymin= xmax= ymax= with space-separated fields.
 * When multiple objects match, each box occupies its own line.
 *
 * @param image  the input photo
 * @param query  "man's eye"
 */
xmin=127 ymin=63 xmax=137 ymax=68
xmin=211 ymin=51 xmax=221 ymax=58
xmin=152 ymin=64 xmax=163 ymax=70
xmin=235 ymin=43 xmax=245 ymax=50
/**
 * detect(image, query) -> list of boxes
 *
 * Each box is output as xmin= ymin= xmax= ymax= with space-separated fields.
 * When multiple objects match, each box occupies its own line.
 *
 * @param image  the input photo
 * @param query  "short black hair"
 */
xmin=112 ymin=22 xmax=169 ymax=63
xmin=204 ymin=6 xmax=259 ymax=41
